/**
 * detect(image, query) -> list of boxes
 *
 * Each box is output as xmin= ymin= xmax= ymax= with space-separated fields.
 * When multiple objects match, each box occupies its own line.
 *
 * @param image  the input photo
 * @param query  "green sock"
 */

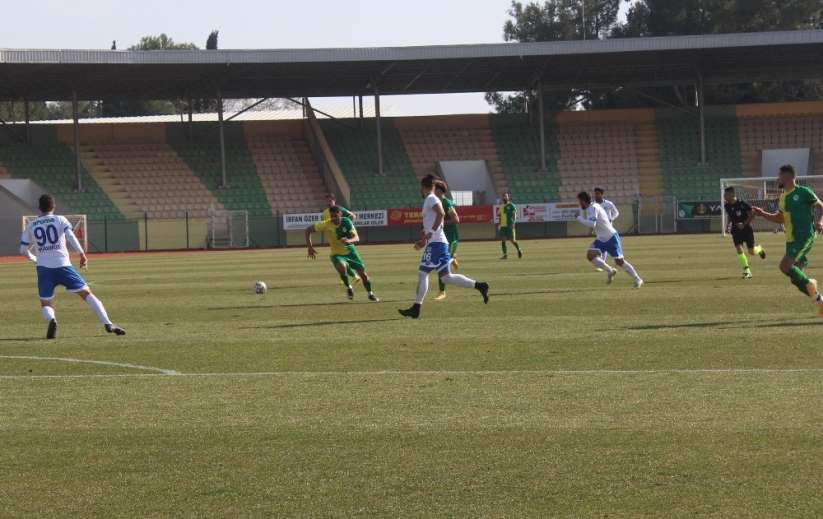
xmin=513 ymin=241 xmax=522 ymax=253
xmin=449 ymin=242 xmax=459 ymax=256
xmin=438 ymin=278 xmax=446 ymax=292
xmin=340 ymin=271 xmax=350 ymax=287
xmin=363 ymin=279 xmax=372 ymax=292
xmin=737 ymin=253 xmax=750 ymax=271
xmin=789 ymin=266 xmax=810 ymax=294
xmin=501 ymin=241 xmax=507 ymax=255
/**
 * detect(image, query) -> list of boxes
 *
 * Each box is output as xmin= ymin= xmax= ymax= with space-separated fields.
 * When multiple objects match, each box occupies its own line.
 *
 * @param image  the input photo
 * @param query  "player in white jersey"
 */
xmin=576 ymin=191 xmax=643 ymax=288
xmin=398 ymin=176 xmax=489 ymax=319
xmin=20 ymin=194 xmax=126 ymax=339
xmin=592 ymin=187 xmax=619 ymax=270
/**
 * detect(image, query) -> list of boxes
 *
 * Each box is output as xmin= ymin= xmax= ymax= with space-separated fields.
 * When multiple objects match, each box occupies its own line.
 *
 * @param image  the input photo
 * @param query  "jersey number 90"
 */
xmin=34 ymin=225 xmax=59 ymax=247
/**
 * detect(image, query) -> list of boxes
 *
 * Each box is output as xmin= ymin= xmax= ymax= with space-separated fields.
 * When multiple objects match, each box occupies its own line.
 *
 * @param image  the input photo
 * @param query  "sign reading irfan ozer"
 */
xmin=282 ymin=210 xmax=387 ymax=230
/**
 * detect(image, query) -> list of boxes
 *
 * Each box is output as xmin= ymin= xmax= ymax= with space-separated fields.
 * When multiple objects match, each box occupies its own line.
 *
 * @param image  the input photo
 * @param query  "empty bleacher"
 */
xmin=245 ymin=136 xmax=328 ymax=213
xmin=656 ymin=107 xmax=742 ymax=201
xmin=167 ymin=123 xmax=273 ymax=217
xmin=0 ymin=143 xmax=123 ymax=220
xmin=80 ymin=143 xmax=225 ymax=219
xmin=490 ymin=114 xmax=560 ymax=203
xmin=321 ymin=119 xmax=419 ymax=209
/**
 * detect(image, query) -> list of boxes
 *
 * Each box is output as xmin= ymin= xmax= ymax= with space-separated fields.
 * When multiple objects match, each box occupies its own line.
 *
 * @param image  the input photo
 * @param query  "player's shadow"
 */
xmin=209 ymin=299 xmax=405 ymax=311
xmin=627 ymin=319 xmax=823 ymax=331
xmin=242 ymin=318 xmax=400 ymax=330
xmin=0 ymin=337 xmax=44 ymax=343
xmin=492 ymin=289 xmax=582 ymax=297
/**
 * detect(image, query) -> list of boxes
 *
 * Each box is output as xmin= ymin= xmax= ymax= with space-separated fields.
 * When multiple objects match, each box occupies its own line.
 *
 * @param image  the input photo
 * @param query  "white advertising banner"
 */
xmin=282 ymin=210 xmax=387 ymax=230
xmin=494 ymin=203 xmax=581 ymax=223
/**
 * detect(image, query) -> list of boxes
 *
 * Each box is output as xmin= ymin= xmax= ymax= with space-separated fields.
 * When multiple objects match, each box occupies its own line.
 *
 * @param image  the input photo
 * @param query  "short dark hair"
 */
xmin=39 ymin=194 xmax=55 ymax=213
xmin=326 ymin=193 xmax=336 ymax=200
xmin=724 ymin=186 xmax=735 ymax=193
xmin=594 ymin=187 xmax=604 ymax=194
xmin=779 ymin=164 xmax=796 ymax=176
xmin=577 ymin=191 xmax=591 ymax=204
xmin=421 ymin=174 xmax=436 ymax=189
xmin=434 ymin=180 xmax=448 ymax=193
xmin=328 ymin=206 xmax=341 ymax=215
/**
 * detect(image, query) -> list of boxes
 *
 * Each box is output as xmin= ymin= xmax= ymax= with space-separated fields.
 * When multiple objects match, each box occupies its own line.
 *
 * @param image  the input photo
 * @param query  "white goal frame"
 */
xmin=22 ymin=214 xmax=88 ymax=251
xmin=720 ymin=176 xmax=823 ymax=237
xmin=209 ymin=209 xmax=249 ymax=249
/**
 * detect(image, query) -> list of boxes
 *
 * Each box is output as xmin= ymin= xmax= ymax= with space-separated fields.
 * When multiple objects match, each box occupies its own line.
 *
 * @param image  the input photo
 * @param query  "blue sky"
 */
xmin=4 ymin=0 xmax=633 ymax=115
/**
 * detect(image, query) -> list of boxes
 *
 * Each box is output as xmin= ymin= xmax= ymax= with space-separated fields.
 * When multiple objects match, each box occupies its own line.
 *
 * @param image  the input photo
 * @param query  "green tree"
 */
xmin=487 ymin=1 xmax=621 ymax=113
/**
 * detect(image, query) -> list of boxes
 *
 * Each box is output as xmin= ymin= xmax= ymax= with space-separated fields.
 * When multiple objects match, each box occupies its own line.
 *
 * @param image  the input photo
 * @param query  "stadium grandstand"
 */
xmin=2 ymin=30 xmax=823 ymax=253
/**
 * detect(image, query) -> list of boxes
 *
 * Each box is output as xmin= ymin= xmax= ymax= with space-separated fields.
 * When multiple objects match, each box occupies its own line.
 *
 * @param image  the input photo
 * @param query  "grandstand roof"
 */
xmin=2 ymin=30 xmax=823 ymax=100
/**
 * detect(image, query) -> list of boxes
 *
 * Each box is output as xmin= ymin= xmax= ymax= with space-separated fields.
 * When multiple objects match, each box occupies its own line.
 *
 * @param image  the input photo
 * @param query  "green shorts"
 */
xmin=499 ymin=226 xmax=516 ymax=241
xmin=445 ymin=225 xmax=460 ymax=245
xmin=786 ymin=234 xmax=815 ymax=262
xmin=331 ymin=250 xmax=365 ymax=272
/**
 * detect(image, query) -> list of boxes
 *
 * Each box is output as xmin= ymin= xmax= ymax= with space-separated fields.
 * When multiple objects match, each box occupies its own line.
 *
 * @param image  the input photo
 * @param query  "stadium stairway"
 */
xmin=320 ymin=119 xmax=419 ymax=210
xmin=395 ymin=115 xmax=509 ymax=198
xmin=79 ymin=143 xmax=225 ymax=219
xmin=490 ymin=114 xmax=560 ymax=203
xmin=0 ymin=143 xmax=124 ymax=221
xmin=634 ymin=120 xmax=664 ymax=200
xmin=244 ymin=136 xmax=328 ymax=214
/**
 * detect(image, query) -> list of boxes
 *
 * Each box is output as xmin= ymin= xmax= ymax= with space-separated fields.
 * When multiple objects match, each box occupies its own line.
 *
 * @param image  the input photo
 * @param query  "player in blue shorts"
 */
xmin=576 ymin=191 xmax=644 ymax=288
xmin=20 ymin=194 xmax=126 ymax=339
xmin=398 ymin=176 xmax=489 ymax=319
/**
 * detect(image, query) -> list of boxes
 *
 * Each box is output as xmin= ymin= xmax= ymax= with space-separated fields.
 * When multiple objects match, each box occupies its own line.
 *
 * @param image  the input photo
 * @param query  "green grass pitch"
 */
xmin=2 ymin=234 xmax=822 ymax=517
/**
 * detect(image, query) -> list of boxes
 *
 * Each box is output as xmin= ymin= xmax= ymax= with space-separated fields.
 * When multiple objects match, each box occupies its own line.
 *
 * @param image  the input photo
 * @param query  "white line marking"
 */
xmin=0 ymin=355 xmax=178 ymax=375
xmin=1 ymin=368 xmax=823 ymax=380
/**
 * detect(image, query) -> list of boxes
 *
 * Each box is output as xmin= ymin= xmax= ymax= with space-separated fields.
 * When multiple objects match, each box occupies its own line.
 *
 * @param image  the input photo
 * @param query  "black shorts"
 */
xmin=731 ymin=226 xmax=755 ymax=249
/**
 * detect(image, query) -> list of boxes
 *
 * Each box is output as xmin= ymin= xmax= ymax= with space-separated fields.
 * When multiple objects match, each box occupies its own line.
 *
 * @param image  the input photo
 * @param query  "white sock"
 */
xmin=621 ymin=261 xmax=641 ymax=281
xmin=85 ymin=294 xmax=112 ymax=326
xmin=415 ymin=271 xmax=429 ymax=304
xmin=41 ymin=306 xmax=55 ymax=322
xmin=591 ymin=256 xmax=613 ymax=272
xmin=441 ymin=273 xmax=476 ymax=289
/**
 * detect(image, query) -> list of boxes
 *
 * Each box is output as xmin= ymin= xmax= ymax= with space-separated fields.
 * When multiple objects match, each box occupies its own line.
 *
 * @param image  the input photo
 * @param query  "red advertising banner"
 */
xmin=388 ymin=205 xmax=493 ymax=226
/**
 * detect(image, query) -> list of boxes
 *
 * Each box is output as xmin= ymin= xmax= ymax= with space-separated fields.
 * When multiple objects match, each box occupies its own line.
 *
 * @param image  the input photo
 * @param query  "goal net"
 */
xmin=22 ymin=214 xmax=88 ymax=251
xmin=209 ymin=210 xmax=249 ymax=248
xmin=720 ymin=176 xmax=823 ymax=236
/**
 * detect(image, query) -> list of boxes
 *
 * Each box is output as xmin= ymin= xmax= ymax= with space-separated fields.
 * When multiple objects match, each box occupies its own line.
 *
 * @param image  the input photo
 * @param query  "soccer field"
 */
xmin=2 ymin=234 xmax=822 ymax=518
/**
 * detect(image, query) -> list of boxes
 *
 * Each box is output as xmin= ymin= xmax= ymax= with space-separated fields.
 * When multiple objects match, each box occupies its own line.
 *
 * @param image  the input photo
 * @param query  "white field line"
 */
xmin=0 ymin=355 xmax=178 ymax=375
xmin=2 ymin=367 xmax=823 ymax=380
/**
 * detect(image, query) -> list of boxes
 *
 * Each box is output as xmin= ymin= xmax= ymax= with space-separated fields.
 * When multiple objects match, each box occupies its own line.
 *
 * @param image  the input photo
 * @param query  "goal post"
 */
xmin=720 ymin=176 xmax=823 ymax=236
xmin=208 ymin=210 xmax=249 ymax=249
xmin=22 ymin=214 xmax=88 ymax=251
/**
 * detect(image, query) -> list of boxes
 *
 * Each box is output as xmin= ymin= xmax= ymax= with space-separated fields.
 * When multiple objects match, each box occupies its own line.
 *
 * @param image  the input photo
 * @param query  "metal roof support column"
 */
xmin=697 ymin=72 xmax=706 ymax=165
xmin=358 ymin=96 xmax=364 ymax=128
xmin=217 ymin=87 xmax=228 ymax=188
xmin=538 ymin=80 xmax=547 ymax=172
xmin=72 ymin=90 xmax=83 ymax=192
xmin=187 ymin=93 xmax=193 ymax=141
xmin=24 ymin=99 xmax=30 ymax=144
xmin=375 ymin=87 xmax=384 ymax=176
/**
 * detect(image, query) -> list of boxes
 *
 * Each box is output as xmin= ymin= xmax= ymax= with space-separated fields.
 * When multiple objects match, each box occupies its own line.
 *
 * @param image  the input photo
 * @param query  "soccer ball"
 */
xmin=254 ymin=281 xmax=267 ymax=294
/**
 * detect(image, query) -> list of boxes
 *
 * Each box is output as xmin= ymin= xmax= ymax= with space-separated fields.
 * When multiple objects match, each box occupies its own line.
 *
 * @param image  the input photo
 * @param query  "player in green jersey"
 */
xmin=322 ymin=193 xmax=360 ymax=285
xmin=305 ymin=206 xmax=378 ymax=302
xmin=434 ymin=180 xmax=460 ymax=300
xmin=498 ymin=192 xmax=523 ymax=259
xmin=753 ymin=165 xmax=823 ymax=316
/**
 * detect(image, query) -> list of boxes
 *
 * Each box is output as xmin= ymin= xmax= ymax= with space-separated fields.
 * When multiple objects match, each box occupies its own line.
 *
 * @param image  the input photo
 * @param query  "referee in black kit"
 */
xmin=724 ymin=186 xmax=766 ymax=279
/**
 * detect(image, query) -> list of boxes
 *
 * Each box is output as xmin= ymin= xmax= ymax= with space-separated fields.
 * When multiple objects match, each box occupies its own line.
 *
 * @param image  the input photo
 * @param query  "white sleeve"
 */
xmin=62 ymin=218 xmax=85 ymax=254
xmin=19 ymin=226 xmax=37 ymax=263
xmin=576 ymin=209 xmax=596 ymax=228
xmin=609 ymin=203 xmax=620 ymax=221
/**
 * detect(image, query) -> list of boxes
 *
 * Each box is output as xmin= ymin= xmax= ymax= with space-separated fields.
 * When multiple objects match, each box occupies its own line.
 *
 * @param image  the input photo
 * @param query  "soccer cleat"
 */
xmin=517 ymin=250 xmax=523 ymax=259
xmin=806 ymin=279 xmax=819 ymax=300
xmin=759 ymin=249 xmax=766 ymax=260
xmin=46 ymin=319 xmax=57 ymax=340
xmin=816 ymin=295 xmax=823 ymax=318
xmin=398 ymin=304 xmax=421 ymax=319
xmin=500 ymin=255 xmax=508 ymax=260
xmin=105 ymin=324 xmax=126 ymax=336
xmin=434 ymin=291 xmax=448 ymax=301
xmin=368 ymin=293 xmax=380 ymax=302
xmin=346 ymin=287 xmax=354 ymax=300
xmin=634 ymin=279 xmax=644 ymax=289
xmin=475 ymin=282 xmax=490 ymax=304
xmin=606 ymin=269 xmax=617 ymax=285
xmin=743 ymin=270 xmax=753 ymax=280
